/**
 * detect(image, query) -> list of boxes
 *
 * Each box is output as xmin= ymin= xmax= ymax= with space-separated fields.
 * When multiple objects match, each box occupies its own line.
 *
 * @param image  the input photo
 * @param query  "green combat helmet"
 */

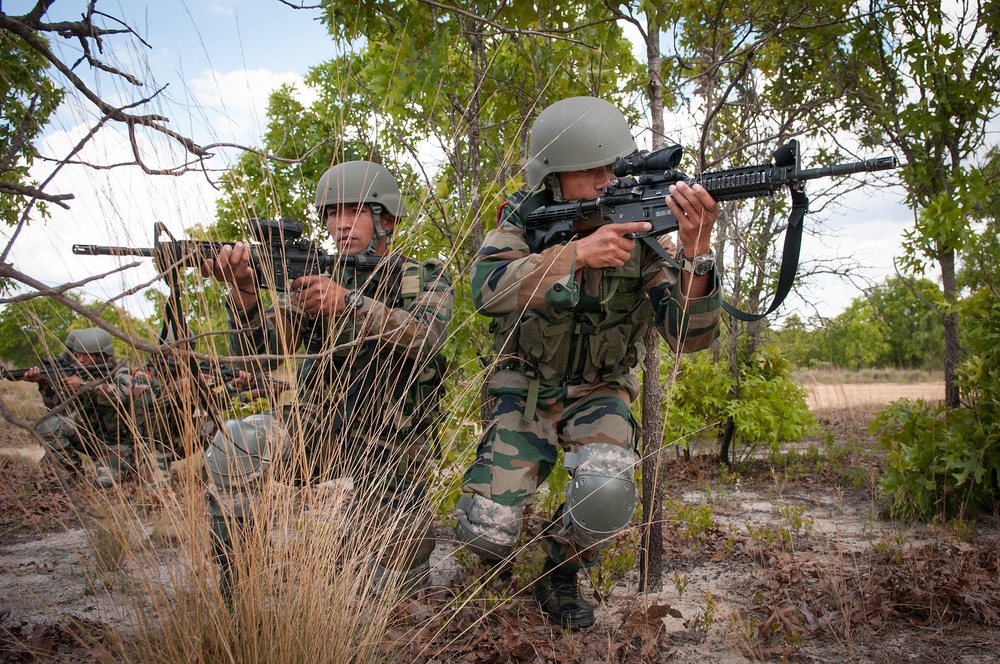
xmin=204 ymin=414 xmax=287 ymax=491
xmin=66 ymin=328 xmax=114 ymax=357
xmin=315 ymin=161 xmax=408 ymax=256
xmin=525 ymin=96 xmax=638 ymax=191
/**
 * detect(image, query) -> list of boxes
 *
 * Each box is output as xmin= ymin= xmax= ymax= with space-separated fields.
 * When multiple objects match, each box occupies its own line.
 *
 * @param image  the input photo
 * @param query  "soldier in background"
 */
xmin=201 ymin=160 xmax=453 ymax=596
xmin=25 ymin=328 xmax=150 ymax=488
xmin=455 ymin=96 xmax=722 ymax=629
xmin=136 ymin=357 xmax=273 ymax=487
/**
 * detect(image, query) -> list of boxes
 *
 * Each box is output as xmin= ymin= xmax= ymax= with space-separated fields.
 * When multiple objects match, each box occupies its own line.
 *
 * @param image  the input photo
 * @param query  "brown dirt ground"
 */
xmin=2 ymin=382 xmax=998 ymax=663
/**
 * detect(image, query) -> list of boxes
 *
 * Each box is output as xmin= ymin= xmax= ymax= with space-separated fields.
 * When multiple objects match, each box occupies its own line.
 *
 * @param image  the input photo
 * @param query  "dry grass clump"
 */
xmin=0 ymin=380 xmax=47 ymax=445
xmin=81 ymin=421 xmax=428 ymax=664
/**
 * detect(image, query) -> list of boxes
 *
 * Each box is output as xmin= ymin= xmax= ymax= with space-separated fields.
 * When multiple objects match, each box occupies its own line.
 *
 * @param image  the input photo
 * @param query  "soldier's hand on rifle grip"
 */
xmin=292 ymin=275 xmax=351 ymax=317
xmin=23 ymin=367 xmax=42 ymax=383
xmin=667 ymin=182 xmax=717 ymax=256
xmin=61 ymin=374 xmax=84 ymax=392
xmin=575 ymin=222 xmax=652 ymax=269
xmin=201 ymin=242 xmax=257 ymax=309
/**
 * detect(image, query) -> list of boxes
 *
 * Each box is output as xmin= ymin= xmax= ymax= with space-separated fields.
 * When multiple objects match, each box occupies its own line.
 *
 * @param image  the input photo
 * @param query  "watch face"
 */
xmin=345 ymin=291 xmax=363 ymax=309
xmin=691 ymin=254 xmax=715 ymax=276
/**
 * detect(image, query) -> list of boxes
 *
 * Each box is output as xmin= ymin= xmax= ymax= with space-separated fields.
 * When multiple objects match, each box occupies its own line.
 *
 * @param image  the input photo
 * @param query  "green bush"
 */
xmin=663 ymin=345 xmax=816 ymax=460
xmin=872 ymin=399 xmax=998 ymax=521
xmin=872 ymin=287 xmax=1000 ymax=522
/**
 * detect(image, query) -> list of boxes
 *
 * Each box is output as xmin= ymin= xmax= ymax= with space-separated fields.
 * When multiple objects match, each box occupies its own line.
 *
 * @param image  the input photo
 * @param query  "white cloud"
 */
xmin=9 ymin=64 xmax=312 ymax=318
xmin=188 ymin=68 xmax=308 ymax=146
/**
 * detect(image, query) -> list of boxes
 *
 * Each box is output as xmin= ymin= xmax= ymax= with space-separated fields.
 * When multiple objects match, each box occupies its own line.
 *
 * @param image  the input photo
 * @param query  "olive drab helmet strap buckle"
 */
xmin=366 ymin=203 xmax=387 ymax=256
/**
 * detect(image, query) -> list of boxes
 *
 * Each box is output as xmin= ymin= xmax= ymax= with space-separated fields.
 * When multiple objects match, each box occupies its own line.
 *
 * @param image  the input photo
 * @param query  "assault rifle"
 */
xmin=0 ymin=357 xmax=115 ymax=382
xmin=73 ymin=218 xmax=404 ymax=292
xmin=522 ymin=139 xmax=898 ymax=321
xmin=149 ymin=356 xmax=287 ymax=395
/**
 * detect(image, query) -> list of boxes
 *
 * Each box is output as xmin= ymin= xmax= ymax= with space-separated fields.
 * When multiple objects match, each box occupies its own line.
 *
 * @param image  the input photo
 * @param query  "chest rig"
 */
xmin=492 ymin=191 xmax=652 ymax=419
xmin=296 ymin=255 xmax=442 ymax=440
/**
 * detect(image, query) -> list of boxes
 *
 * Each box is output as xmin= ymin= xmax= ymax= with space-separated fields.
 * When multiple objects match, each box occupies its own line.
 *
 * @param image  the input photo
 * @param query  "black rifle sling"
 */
xmin=722 ymin=186 xmax=807 ymax=322
xmin=641 ymin=187 xmax=807 ymax=323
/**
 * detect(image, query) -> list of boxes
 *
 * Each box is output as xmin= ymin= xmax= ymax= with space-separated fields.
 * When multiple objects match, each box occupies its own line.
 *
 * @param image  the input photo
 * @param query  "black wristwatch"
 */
xmin=343 ymin=290 xmax=365 ymax=311
xmin=680 ymin=252 xmax=716 ymax=276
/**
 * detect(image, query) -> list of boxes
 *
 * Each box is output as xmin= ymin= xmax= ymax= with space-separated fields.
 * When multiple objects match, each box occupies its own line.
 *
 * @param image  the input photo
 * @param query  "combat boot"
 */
xmin=533 ymin=558 xmax=595 ymax=629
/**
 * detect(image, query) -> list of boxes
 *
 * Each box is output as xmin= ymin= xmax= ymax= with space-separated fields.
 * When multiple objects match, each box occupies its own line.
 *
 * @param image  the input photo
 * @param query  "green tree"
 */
xmin=833 ymin=0 xmax=1000 ymax=406
xmin=0 ymin=293 xmax=82 ymax=366
xmin=648 ymin=0 xmax=872 ymax=463
xmin=827 ymin=299 xmax=889 ymax=370
xmin=773 ymin=314 xmax=827 ymax=367
xmin=0 ymin=31 xmax=63 ymax=226
xmin=866 ymin=277 xmax=945 ymax=369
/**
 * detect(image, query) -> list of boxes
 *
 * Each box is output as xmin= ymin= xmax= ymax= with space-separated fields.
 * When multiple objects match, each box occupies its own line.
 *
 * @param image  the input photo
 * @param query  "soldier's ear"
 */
xmin=381 ymin=213 xmax=398 ymax=235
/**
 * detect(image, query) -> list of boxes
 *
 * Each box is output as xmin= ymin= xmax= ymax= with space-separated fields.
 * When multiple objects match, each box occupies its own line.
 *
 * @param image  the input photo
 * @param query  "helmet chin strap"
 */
xmin=543 ymin=173 xmax=565 ymax=202
xmin=364 ymin=203 xmax=388 ymax=256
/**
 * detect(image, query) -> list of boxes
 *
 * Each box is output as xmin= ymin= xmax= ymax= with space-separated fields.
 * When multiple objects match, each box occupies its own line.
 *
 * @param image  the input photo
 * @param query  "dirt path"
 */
xmin=4 ymin=381 xmax=996 ymax=663
xmin=803 ymin=381 xmax=944 ymax=410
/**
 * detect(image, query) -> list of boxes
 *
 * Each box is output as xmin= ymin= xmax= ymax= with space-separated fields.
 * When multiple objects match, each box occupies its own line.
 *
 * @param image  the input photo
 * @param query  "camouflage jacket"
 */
xmin=472 ymin=190 xmax=722 ymax=399
xmin=228 ymin=254 xmax=453 ymax=441
xmin=38 ymin=359 xmax=154 ymax=446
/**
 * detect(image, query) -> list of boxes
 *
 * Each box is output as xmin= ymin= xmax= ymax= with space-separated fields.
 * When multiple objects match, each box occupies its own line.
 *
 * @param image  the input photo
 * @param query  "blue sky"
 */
xmin=5 ymin=0 xmax=338 ymax=314
xmin=4 ymin=0 xmax=921 ymax=323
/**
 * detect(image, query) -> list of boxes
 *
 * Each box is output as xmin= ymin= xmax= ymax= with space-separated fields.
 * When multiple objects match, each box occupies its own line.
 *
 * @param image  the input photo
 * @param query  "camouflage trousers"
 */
xmin=37 ymin=414 xmax=134 ymax=478
xmin=460 ymin=376 xmax=639 ymax=569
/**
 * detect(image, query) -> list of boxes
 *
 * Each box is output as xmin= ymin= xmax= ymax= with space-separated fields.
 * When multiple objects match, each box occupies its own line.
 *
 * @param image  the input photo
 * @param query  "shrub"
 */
xmin=663 ymin=345 xmax=816 ymax=460
xmin=872 ymin=286 xmax=1000 ymax=522
xmin=872 ymin=399 xmax=998 ymax=521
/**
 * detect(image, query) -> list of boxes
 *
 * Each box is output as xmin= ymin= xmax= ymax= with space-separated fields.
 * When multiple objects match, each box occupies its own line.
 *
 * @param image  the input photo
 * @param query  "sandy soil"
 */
xmin=803 ymin=382 xmax=945 ymax=410
xmin=3 ymin=381 xmax=997 ymax=663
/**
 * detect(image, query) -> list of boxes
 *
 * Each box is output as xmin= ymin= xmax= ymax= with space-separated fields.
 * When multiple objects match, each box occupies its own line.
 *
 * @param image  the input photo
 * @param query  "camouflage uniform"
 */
xmin=457 ymin=101 xmax=722 ymax=620
xmin=215 ymin=254 xmax=453 ymax=585
xmin=36 ymin=357 xmax=153 ymax=483
xmin=459 ymin=192 xmax=721 ymax=564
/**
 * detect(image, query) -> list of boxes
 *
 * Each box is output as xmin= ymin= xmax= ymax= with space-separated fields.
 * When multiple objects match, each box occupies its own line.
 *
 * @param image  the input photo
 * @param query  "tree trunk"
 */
xmin=639 ymin=16 xmax=665 ymax=594
xmin=939 ymin=249 xmax=960 ymax=408
xmin=640 ymin=330 xmax=664 ymax=592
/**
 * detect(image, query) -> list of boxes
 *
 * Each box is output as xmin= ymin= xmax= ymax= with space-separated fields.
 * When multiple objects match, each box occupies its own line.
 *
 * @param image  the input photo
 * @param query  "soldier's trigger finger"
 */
xmin=612 ymin=221 xmax=652 ymax=236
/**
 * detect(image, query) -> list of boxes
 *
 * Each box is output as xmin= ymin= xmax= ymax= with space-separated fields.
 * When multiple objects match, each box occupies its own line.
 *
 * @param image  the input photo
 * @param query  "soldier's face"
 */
xmin=73 ymin=352 xmax=101 ymax=366
xmin=326 ymin=204 xmax=376 ymax=255
xmin=558 ymin=164 xmax=614 ymax=201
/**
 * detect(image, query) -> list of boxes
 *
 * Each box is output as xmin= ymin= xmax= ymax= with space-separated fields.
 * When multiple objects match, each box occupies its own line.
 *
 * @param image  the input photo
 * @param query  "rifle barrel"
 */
xmin=73 ymin=244 xmax=156 ymax=257
xmin=799 ymin=156 xmax=899 ymax=180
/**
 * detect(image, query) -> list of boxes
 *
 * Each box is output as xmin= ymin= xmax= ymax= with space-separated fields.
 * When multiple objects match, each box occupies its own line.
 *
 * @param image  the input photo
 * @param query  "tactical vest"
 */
xmin=294 ymin=255 xmax=446 ymax=442
xmin=491 ymin=190 xmax=653 ymax=392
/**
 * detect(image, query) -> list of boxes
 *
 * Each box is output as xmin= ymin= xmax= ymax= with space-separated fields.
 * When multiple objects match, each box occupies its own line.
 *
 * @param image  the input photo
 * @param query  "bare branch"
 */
xmin=275 ymin=0 xmax=323 ymax=9
xmin=0 ymin=181 xmax=74 ymax=207
xmin=0 ymin=261 xmax=140 ymax=306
